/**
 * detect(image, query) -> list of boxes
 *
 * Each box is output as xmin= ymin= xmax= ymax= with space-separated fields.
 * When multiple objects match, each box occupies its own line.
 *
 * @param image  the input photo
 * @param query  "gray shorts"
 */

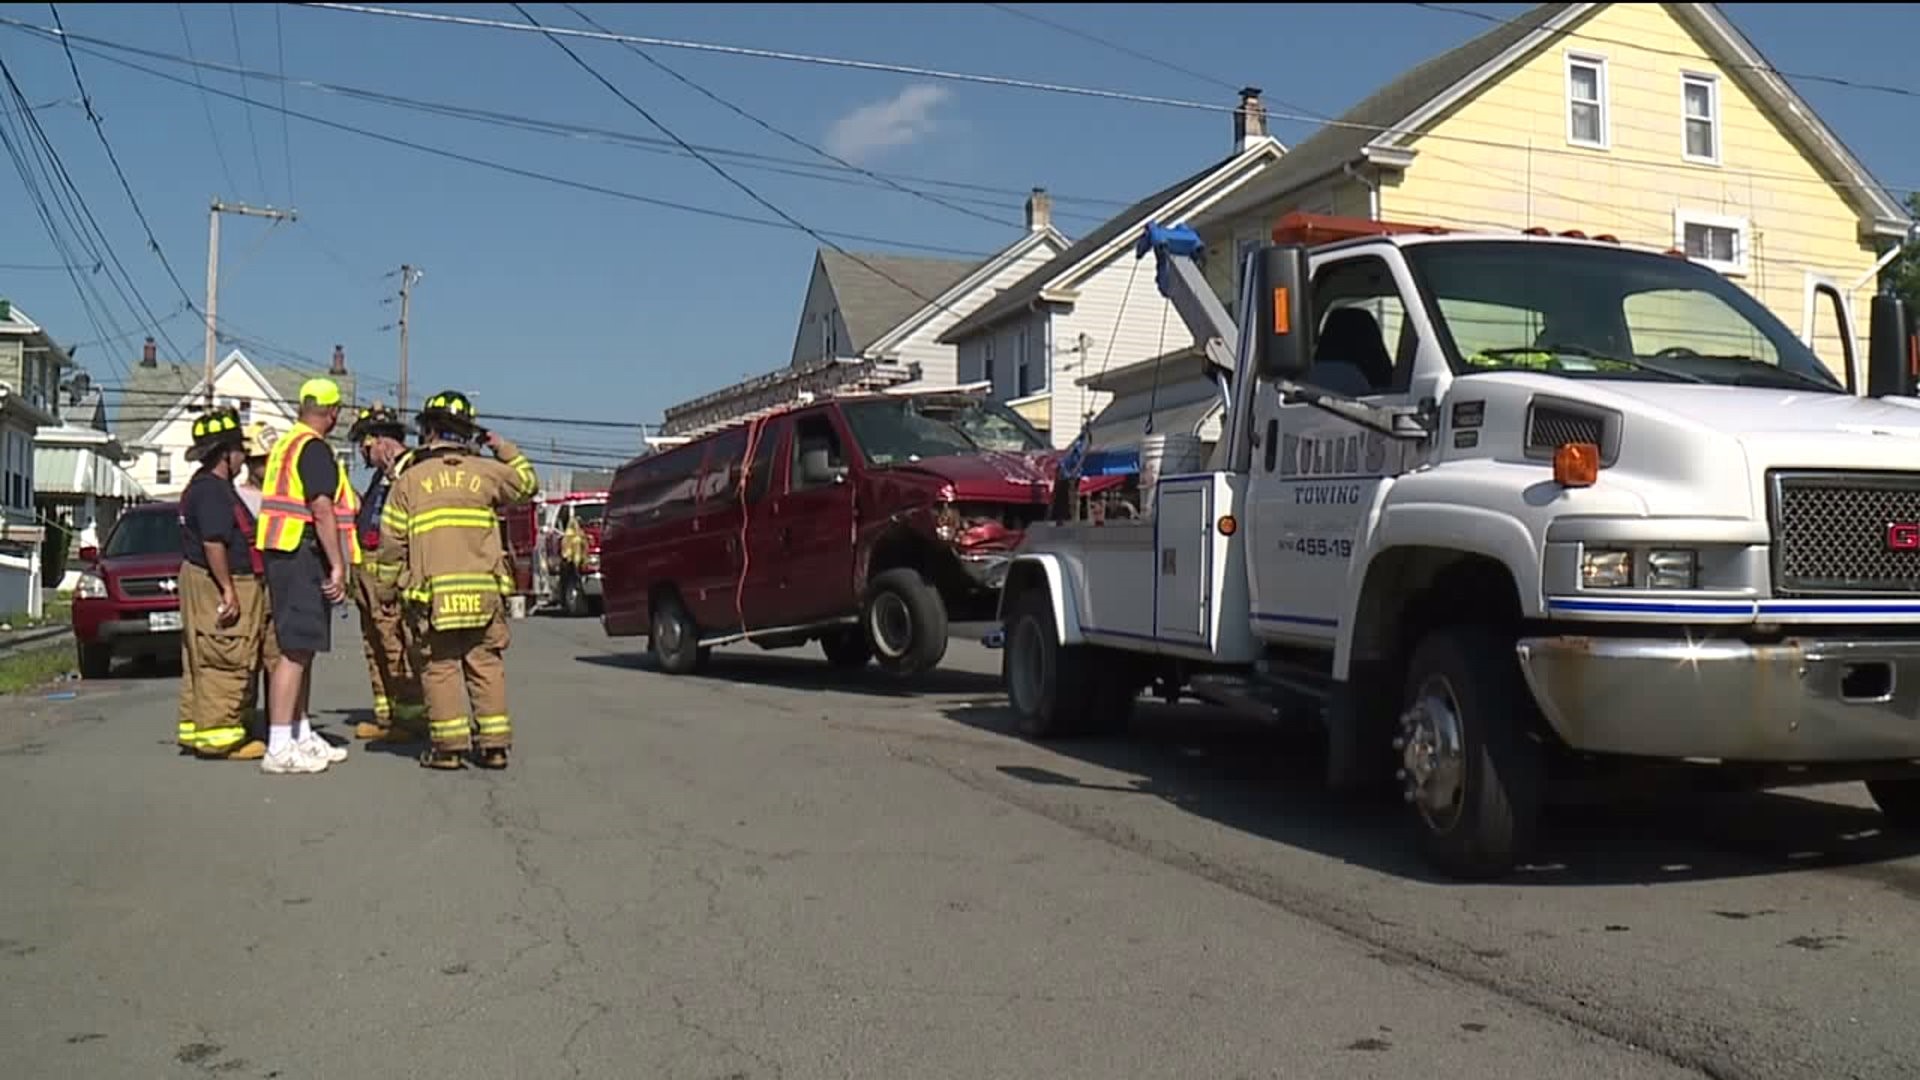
xmin=265 ymin=542 xmax=332 ymax=655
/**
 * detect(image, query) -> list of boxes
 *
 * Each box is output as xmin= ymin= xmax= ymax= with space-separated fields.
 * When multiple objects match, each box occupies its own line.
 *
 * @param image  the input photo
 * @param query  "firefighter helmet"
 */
xmin=416 ymin=389 xmax=481 ymax=437
xmin=348 ymin=402 xmax=408 ymax=444
xmin=187 ymin=405 xmax=246 ymax=462
xmin=243 ymin=420 xmax=280 ymax=460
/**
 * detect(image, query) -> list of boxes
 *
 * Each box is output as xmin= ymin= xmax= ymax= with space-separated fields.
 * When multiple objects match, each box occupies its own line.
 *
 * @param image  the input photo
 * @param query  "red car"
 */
xmin=70 ymin=501 xmax=184 ymax=678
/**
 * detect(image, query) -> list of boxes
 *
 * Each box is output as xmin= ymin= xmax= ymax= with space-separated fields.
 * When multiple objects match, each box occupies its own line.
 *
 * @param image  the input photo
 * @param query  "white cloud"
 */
xmin=824 ymin=84 xmax=951 ymax=163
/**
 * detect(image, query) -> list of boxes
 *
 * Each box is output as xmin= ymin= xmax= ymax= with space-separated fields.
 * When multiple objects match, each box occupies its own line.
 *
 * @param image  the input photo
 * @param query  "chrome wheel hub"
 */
xmin=871 ymin=593 xmax=912 ymax=658
xmin=1394 ymin=677 xmax=1466 ymax=827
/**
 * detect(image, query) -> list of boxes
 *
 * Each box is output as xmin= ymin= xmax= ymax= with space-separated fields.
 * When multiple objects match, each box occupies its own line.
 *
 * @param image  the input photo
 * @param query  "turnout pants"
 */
xmin=409 ymin=604 xmax=513 ymax=754
xmin=178 ymin=563 xmax=269 ymax=757
xmin=353 ymin=564 xmax=424 ymax=735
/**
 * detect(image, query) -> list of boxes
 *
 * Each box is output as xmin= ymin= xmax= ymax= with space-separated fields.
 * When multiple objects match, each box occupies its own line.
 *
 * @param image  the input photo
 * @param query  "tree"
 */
xmin=1884 ymin=191 xmax=1920 ymax=309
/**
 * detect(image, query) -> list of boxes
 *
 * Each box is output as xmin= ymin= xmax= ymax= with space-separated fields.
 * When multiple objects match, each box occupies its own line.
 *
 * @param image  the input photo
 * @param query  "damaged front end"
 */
xmin=933 ymin=500 xmax=1047 ymax=593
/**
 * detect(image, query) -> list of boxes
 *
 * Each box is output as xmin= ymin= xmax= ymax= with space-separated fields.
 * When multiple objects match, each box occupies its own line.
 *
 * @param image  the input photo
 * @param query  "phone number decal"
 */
xmin=1286 ymin=536 xmax=1354 ymax=559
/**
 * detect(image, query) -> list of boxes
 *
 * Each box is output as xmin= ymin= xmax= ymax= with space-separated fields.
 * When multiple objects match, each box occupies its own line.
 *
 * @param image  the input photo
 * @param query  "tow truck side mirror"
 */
xmin=1256 ymin=244 xmax=1315 ymax=382
xmin=1868 ymin=293 xmax=1916 ymax=398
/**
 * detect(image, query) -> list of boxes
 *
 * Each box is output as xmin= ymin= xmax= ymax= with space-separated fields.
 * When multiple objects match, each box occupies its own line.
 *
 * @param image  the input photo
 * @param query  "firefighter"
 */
xmin=254 ymin=377 xmax=360 ymax=775
xmin=345 ymin=403 xmax=428 ymax=743
xmin=175 ymin=406 xmax=267 ymax=761
xmin=238 ymin=421 xmax=284 ymax=733
xmin=382 ymin=390 xmax=540 ymax=770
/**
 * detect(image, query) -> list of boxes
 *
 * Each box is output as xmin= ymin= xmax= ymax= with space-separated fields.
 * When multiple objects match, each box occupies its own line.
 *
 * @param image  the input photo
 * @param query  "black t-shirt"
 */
xmin=180 ymin=467 xmax=255 ymax=577
xmin=297 ymin=439 xmax=337 ymax=502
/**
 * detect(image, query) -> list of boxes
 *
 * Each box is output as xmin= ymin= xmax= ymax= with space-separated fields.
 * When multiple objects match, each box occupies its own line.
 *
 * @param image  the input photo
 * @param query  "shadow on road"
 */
xmin=940 ymin=697 xmax=1920 ymax=891
xmin=574 ymin=648 xmax=1002 ymax=699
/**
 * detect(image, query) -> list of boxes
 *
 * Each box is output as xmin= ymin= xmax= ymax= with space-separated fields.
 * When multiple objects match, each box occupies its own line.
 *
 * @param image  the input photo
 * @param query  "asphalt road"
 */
xmin=2 ymin=614 xmax=1915 ymax=1080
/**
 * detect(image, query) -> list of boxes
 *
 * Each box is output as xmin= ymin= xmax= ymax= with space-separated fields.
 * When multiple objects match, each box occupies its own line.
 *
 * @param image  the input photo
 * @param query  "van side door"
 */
xmin=1246 ymin=248 xmax=1427 ymax=643
xmin=753 ymin=406 xmax=859 ymax=629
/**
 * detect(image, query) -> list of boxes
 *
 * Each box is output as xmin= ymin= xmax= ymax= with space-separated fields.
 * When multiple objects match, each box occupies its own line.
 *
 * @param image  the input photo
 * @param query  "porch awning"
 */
xmin=34 ymin=445 xmax=149 ymax=501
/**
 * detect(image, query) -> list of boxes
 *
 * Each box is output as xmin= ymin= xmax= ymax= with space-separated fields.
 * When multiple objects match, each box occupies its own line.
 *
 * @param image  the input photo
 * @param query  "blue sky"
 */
xmin=0 ymin=3 xmax=1913 ymax=476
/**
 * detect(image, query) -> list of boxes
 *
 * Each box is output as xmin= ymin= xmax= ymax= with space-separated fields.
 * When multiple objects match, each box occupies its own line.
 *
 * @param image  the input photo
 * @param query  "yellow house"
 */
xmin=1192 ymin=2 xmax=1915 ymax=378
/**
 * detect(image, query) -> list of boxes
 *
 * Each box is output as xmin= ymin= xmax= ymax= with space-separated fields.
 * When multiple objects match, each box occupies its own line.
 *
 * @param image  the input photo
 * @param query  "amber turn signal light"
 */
xmin=1217 ymin=514 xmax=1238 ymax=536
xmin=1553 ymin=441 xmax=1600 ymax=487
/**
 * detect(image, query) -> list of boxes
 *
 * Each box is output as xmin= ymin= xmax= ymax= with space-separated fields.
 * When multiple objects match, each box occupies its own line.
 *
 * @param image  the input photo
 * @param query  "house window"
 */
xmin=1015 ymin=326 xmax=1045 ymax=397
xmin=1682 ymin=72 xmax=1719 ymax=163
xmin=1566 ymin=53 xmax=1608 ymax=149
xmin=1675 ymin=209 xmax=1748 ymax=275
xmin=982 ymin=338 xmax=996 ymax=391
xmin=155 ymin=452 xmax=172 ymax=487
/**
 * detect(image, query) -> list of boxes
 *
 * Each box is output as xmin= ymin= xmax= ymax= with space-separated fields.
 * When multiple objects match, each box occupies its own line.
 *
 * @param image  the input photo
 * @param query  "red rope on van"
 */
xmin=733 ymin=414 xmax=766 ymax=638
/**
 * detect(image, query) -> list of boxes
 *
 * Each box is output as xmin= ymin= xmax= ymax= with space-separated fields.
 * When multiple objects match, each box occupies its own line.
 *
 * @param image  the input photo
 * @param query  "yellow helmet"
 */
xmin=297 ymin=377 xmax=343 ymax=408
xmin=188 ymin=406 xmax=246 ymax=462
xmin=243 ymin=420 xmax=280 ymax=460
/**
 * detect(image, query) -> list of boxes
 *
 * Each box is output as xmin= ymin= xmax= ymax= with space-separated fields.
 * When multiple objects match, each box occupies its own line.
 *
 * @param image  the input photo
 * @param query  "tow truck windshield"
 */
xmin=1404 ymin=240 xmax=1846 ymax=393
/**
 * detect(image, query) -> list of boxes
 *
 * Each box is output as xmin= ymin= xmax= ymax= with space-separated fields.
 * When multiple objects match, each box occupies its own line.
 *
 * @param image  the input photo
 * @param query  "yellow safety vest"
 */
xmin=254 ymin=421 xmax=364 ymax=564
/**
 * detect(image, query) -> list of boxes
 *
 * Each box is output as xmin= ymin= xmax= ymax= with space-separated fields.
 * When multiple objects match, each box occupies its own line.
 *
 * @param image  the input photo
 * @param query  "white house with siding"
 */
xmin=0 ymin=299 xmax=71 ymax=618
xmin=935 ymin=91 xmax=1287 ymax=448
xmin=660 ymin=194 xmax=1068 ymax=439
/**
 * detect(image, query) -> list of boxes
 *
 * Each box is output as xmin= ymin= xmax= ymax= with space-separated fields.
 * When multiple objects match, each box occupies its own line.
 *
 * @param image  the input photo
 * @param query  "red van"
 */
xmin=601 ymin=389 xmax=1086 ymax=677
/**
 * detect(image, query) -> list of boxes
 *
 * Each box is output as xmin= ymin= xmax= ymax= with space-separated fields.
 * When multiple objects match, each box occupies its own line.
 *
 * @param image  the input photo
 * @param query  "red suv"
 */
xmin=71 ymin=501 xmax=184 ymax=678
xmin=600 ymin=389 xmax=1115 ymax=677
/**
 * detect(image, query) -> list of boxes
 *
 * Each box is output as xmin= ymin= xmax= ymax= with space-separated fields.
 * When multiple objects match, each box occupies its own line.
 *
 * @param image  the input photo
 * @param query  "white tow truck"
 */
xmin=993 ymin=211 xmax=1920 ymax=880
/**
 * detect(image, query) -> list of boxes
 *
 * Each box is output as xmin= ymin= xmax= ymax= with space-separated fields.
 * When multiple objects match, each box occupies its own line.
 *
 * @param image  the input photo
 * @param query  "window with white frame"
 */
xmin=1675 ymin=209 xmax=1748 ymax=275
xmin=1566 ymin=53 xmax=1609 ymax=148
xmin=1015 ymin=325 xmax=1045 ymax=397
xmin=1682 ymin=72 xmax=1719 ymax=163
xmin=982 ymin=337 xmax=996 ymax=391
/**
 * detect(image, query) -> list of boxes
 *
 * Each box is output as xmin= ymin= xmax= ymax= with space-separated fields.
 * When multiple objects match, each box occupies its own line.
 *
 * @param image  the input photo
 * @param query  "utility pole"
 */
xmin=396 ymin=264 xmax=424 ymax=411
xmin=204 ymin=199 xmax=297 ymax=405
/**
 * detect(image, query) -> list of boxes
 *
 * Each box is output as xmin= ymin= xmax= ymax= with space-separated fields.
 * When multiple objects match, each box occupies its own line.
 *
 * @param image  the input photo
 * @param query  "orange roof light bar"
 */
xmin=1270 ymin=211 xmax=1450 ymax=247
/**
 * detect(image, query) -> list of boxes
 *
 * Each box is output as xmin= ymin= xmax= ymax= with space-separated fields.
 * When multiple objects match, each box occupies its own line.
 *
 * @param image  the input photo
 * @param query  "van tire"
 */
xmin=820 ymin=628 xmax=872 ymax=669
xmin=649 ymin=594 xmax=709 ymax=675
xmin=863 ymin=568 xmax=948 ymax=675
xmin=1398 ymin=625 xmax=1544 ymax=882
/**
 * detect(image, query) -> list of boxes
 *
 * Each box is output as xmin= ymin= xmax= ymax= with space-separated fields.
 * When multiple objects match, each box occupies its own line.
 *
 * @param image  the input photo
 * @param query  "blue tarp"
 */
xmin=1133 ymin=221 xmax=1205 ymax=298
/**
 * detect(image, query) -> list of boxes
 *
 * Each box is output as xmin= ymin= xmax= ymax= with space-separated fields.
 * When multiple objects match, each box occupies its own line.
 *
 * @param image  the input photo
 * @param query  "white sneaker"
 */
xmin=298 ymin=730 xmax=349 ymax=764
xmin=261 ymin=742 xmax=330 ymax=775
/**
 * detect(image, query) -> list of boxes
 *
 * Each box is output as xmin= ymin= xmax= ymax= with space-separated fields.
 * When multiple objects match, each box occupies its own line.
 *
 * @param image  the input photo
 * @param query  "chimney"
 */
xmin=140 ymin=336 xmax=157 ymax=368
xmin=1234 ymin=86 xmax=1268 ymax=152
xmin=330 ymin=343 xmax=347 ymax=375
xmin=1024 ymin=187 xmax=1052 ymax=234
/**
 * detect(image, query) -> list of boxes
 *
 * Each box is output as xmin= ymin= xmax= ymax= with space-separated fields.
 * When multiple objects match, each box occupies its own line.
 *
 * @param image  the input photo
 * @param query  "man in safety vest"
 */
xmin=253 ymin=377 xmax=359 ymax=775
xmin=345 ymin=403 xmax=427 ymax=743
xmin=382 ymin=389 xmax=540 ymax=770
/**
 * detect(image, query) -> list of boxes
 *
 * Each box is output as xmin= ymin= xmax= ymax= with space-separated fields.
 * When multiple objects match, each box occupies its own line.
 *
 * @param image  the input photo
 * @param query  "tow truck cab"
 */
xmin=996 ymin=211 xmax=1920 ymax=880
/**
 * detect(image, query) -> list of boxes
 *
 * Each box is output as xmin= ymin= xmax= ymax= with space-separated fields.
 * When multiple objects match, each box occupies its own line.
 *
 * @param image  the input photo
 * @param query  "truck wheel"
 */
xmin=820 ymin=627 xmax=872 ymax=669
xmin=1866 ymin=779 xmax=1920 ymax=827
xmin=1397 ymin=625 xmax=1544 ymax=881
xmin=863 ymin=568 xmax=948 ymax=675
xmin=562 ymin=574 xmax=588 ymax=618
xmin=77 ymin=643 xmax=111 ymax=680
xmin=649 ymin=594 xmax=709 ymax=675
xmin=1003 ymin=588 xmax=1110 ymax=738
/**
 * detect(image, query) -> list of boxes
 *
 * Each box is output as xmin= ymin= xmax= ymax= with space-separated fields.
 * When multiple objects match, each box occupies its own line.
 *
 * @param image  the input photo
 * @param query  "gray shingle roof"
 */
xmin=818 ymin=249 xmax=984 ymax=354
xmin=938 ymin=153 xmax=1244 ymax=345
xmin=111 ymin=357 xmax=359 ymax=446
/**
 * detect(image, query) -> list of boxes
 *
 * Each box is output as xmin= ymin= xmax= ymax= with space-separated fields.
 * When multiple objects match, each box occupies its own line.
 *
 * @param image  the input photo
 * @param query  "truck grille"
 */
xmin=120 ymin=575 xmax=181 ymax=600
xmin=1770 ymin=471 xmax=1920 ymax=596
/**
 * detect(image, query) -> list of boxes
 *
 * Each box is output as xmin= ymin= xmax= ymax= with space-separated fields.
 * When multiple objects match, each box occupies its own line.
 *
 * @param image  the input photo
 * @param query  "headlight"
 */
xmin=1646 ymin=549 xmax=1698 ymax=590
xmin=1579 ymin=547 xmax=1700 ymax=589
xmin=75 ymin=572 xmax=107 ymax=599
xmin=1581 ymin=548 xmax=1633 ymax=588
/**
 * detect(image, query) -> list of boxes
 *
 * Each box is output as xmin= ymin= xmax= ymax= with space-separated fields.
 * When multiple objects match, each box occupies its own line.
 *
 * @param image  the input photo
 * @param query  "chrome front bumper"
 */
xmin=1517 ymin=635 xmax=1920 ymax=763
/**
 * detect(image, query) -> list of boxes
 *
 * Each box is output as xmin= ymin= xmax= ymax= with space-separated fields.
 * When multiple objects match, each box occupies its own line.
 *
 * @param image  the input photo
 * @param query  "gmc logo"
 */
xmin=1888 ymin=523 xmax=1920 ymax=550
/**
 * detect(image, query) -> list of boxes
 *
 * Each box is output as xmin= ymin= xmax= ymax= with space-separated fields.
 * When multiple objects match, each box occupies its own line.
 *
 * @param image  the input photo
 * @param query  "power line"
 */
xmin=1 ymin=22 xmax=992 ymax=258
xmin=1407 ymin=2 xmax=1920 ymax=103
xmin=272 ymin=3 xmax=293 ymax=203
xmin=561 ymin=3 xmax=1024 ymax=232
xmin=508 ymin=2 xmax=989 ymax=322
xmin=98 ymin=385 xmax=662 ymax=430
xmin=0 ymin=15 xmax=1146 ymax=212
xmin=173 ymin=3 xmax=237 ymax=194
xmin=270 ymin=5 xmax=1920 ymax=202
xmin=224 ymin=2 xmax=270 ymax=198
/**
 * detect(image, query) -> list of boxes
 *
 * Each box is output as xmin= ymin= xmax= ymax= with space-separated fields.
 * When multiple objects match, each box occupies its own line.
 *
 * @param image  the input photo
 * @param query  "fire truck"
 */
xmin=495 ymin=490 xmax=609 ymax=616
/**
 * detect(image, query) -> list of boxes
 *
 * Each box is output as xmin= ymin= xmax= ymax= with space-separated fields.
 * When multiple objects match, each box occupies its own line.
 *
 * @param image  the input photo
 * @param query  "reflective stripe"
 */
xmin=195 ymin=725 xmax=248 ymax=751
xmin=254 ymin=423 xmax=365 ymax=563
xmin=428 ymin=718 xmax=470 ymax=738
xmin=474 ymin=714 xmax=511 ymax=736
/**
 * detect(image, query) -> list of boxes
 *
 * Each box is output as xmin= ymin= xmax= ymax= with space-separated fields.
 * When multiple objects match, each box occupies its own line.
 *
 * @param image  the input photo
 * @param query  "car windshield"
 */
xmin=839 ymin=397 xmax=1030 ymax=466
xmin=571 ymin=502 xmax=605 ymax=527
xmin=105 ymin=509 xmax=183 ymax=557
xmin=1402 ymin=240 xmax=1847 ymax=393
xmin=908 ymin=395 xmax=1050 ymax=453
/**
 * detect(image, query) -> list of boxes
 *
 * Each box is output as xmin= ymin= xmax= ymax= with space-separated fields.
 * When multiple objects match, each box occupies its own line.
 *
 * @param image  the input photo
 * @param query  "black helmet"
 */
xmin=187 ymin=405 xmax=246 ymax=463
xmin=416 ymin=389 xmax=481 ymax=438
xmin=349 ymin=402 xmax=408 ymax=444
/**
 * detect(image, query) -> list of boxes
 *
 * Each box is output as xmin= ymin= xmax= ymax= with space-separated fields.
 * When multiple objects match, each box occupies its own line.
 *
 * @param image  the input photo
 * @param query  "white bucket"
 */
xmin=508 ymin=595 xmax=528 ymax=620
xmin=1138 ymin=432 xmax=1206 ymax=516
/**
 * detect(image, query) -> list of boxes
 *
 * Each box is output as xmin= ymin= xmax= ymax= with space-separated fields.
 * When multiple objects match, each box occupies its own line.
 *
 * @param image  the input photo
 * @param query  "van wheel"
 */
xmin=77 ymin=643 xmax=112 ymax=680
xmin=863 ymin=568 xmax=948 ymax=675
xmin=649 ymin=594 xmax=709 ymax=675
xmin=821 ymin=628 xmax=872 ymax=669
xmin=1397 ymin=625 xmax=1544 ymax=882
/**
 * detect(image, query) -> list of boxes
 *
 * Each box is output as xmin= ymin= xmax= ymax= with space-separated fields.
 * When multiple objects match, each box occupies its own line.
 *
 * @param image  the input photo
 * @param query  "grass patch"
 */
xmin=0 ymin=642 xmax=80 ymax=695
xmin=0 ymin=595 xmax=72 ymax=630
